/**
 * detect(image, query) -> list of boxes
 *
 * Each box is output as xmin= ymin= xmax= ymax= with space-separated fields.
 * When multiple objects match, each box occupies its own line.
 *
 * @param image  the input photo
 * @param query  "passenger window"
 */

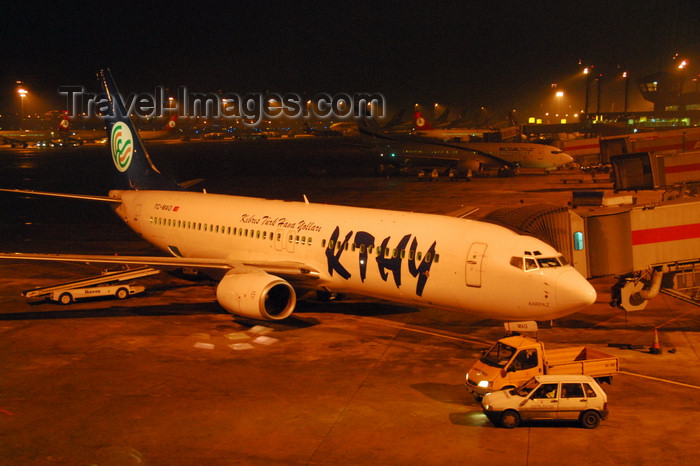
xmin=583 ymin=383 xmax=597 ymax=397
xmin=561 ymin=383 xmax=584 ymax=398
xmin=531 ymin=383 xmax=558 ymax=399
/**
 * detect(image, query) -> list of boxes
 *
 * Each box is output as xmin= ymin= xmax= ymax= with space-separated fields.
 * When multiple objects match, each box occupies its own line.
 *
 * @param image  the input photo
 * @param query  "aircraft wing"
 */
xmin=0 ymin=252 xmax=321 ymax=278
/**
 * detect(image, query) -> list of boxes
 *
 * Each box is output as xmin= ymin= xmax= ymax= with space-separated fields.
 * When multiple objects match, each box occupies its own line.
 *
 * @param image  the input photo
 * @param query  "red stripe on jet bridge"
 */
xmin=665 ymin=163 xmax=700 ymax=174
xmin=565 ymin=143 xmax=599 ymax=151
xmin=632 ymin=223 xmax=700 ymax=245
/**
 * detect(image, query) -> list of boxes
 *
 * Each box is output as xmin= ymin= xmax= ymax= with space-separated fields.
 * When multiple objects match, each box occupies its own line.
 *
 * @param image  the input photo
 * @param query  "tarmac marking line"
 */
xmin=620 ymin=370 xmax=700 ymax=390
xmin=0 ymin=408 xmax=15 ymax=416
xmin=348 ymin=315 xmax=492 ymax=346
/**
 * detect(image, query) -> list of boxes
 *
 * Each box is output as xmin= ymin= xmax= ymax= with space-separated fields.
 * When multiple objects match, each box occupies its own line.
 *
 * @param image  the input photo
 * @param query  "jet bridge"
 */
xmin=23 ymin=266 xmax=160 ymax=300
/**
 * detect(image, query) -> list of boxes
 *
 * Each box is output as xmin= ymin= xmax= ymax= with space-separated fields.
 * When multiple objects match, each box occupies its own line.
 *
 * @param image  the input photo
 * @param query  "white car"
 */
xmin=481 ymin=374 xmax=609 ymax=429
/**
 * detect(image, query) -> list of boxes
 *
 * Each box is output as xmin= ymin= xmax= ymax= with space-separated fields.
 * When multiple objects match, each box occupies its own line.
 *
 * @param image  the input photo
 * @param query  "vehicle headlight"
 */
xmin=478 ymin=380 xmax=490 ymax=388
xmin=483 ymin=403 xmax=492 ymax=411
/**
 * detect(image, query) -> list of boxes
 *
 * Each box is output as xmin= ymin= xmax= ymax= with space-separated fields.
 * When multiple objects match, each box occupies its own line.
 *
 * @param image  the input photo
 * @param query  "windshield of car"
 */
xmin=512 ymin=377 xmax=539 ymax=397
xmin=480 ymin=342 xmax=516 ymax=368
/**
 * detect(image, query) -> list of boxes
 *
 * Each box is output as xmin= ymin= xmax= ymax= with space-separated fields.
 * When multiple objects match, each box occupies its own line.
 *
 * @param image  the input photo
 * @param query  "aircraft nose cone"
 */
xmin=562 ymin=152 xmax=574 ymax=165
xmin=556 ymin=269 xmax=597 ymax=313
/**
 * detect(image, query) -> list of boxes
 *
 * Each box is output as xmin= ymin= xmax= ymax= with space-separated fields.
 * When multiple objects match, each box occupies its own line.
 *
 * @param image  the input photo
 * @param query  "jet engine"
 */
xmin=215 ymin=270 xmax=296 ymax=320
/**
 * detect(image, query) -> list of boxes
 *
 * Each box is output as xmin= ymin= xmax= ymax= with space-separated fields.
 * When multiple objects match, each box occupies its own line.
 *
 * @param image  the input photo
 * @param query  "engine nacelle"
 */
xmin=216 ymin=271 xmax=296 ymax=320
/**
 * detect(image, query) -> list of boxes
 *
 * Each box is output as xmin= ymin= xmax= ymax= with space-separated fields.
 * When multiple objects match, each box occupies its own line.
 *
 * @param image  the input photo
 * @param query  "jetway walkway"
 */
xmin=22 ymin=266 xmax=160 ymax=299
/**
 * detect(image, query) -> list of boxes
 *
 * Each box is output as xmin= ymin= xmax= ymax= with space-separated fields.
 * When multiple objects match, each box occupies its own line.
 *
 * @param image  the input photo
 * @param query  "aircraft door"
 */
xmin=465 ymin=242 xmax=487 ymax=287
xmin=274 ymin=229 xmax=284 ymax=251
xmin=133 ymin=204 xmax=142 ymax=222
xmin=285 ymin=230 xmax=296 ymax=253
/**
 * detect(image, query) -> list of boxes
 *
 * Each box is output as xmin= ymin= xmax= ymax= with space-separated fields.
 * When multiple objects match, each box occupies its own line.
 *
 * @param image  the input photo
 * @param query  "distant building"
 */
xmin=637 ymin=71 xmax=700 ymax=113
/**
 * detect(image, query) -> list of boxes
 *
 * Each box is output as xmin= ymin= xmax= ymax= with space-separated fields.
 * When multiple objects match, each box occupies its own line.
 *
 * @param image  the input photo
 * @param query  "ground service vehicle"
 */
xmin=466 ymin=335 xmax=619 ymax=397
xmin=481 ymin=374 xmax=609 ymax=428
xmin=50 ymin=285 xmax=145 ymax=304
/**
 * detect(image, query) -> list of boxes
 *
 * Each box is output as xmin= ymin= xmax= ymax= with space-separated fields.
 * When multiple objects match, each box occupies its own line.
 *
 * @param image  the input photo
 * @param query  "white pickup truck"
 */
xmin=466 ymin=335 xmax=619 ymax=397
xmin=50 ymin=285 xmax=145 ymax=304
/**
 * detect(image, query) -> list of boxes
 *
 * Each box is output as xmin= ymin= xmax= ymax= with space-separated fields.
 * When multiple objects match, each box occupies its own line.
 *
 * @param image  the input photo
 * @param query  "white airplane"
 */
xmin=0 ymin=129 xmax=60 ymax=147
xmin=0 ymin=69 xmax=596 ymax=322
xmin=413 ymin=111 xmax=573 ymax=170
xmin=0 ymin=116 xmax=68 ymax=147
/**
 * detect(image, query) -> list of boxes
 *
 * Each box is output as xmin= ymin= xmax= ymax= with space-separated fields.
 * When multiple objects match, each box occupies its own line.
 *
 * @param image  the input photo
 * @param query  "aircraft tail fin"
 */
xmin=98 ymin=69 xmax=181 ymax=191
xmin=164 ymin=114 xmax=177 ymax=131
xmin=413 ymin=111 xmax=434 ymax=130
xmin=58 ymin=111 xmax=71 ymax=131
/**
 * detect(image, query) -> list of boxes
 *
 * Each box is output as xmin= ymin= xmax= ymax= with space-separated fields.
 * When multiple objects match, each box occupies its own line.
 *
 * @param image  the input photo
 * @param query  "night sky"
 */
xmin=1 ymin=0 xmax=698 ymax=120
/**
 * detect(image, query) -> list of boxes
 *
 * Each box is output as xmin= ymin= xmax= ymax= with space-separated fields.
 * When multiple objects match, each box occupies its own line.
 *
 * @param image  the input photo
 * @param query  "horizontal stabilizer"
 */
xmin=0 ymin=188 xmax=121 ymax=204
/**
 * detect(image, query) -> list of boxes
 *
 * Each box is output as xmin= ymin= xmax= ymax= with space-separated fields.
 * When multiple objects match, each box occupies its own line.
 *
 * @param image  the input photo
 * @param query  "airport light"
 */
xmin=583 ymin=67 xmax=591 ymax=115
xmin=622 ymin=71 xmax=629 ymax=113
xmin=595 ymin=74 xmax=602 ymax=121
xmin=555 ymin=91 xmax=564 ymax=117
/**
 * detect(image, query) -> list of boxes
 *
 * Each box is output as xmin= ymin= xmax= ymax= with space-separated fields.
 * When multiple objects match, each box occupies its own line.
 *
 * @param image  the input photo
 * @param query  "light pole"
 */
xmin=17 ymin=88 xmax=28 ymax=124
xmin=555 ymin=91 xmax=564 ymax=120
xmin=622 ymin=71 xmax=629 ymax=114
xmin=583 ymin=67 xmax=590 ymax=115
xmin=595 ymin=74 xmax=602 ymax=121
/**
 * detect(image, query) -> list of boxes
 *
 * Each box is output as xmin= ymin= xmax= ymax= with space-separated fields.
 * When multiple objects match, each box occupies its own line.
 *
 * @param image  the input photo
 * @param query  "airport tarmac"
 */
xmin=1 ymin=143 xmax=699 ymax=464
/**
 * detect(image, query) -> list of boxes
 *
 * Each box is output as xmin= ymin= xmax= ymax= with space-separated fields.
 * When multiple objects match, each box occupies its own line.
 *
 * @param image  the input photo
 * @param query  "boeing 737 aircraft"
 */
xmin=0 ymin=69 xmax=596 ymax=322
xmin=412 ymin=111 xmax=573 ymax=170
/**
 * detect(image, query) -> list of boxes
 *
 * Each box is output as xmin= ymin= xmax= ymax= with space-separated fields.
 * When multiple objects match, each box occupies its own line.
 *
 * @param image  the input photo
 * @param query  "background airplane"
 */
xmin=411 ymin=111 xmax=573 ymax=170
xmin=57 ymin=113 xmax=179 ymax=143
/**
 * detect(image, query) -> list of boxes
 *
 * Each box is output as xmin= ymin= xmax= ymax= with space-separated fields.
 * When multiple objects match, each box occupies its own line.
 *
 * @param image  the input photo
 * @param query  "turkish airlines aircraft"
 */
xmin=57 ymin=112 xmax=179 ymax=143
xmin=413 ymin=111 xmax=573 ymax=170
xmin=0 ymin=70 xmax=596 ymax=322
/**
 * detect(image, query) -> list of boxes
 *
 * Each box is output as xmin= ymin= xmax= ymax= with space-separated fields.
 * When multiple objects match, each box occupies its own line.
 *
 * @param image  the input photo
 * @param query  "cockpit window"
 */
xmin=511 ymin=255 xmax=567 ymax=271
xmin=537 ymin=257 xmax=562 ymax=267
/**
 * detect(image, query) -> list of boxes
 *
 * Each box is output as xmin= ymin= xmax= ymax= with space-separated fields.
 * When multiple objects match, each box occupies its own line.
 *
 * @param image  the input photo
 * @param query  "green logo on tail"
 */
xmin=111 ymin=122 xmax=133 ymax=172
